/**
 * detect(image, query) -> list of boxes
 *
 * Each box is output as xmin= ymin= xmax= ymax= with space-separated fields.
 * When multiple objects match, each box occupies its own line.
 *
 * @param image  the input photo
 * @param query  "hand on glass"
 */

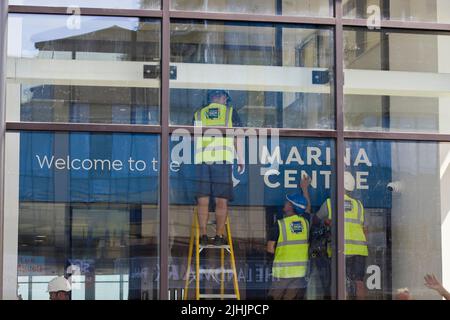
xmin=299 ymin=174 xmax=311 ymax=191
xmin=424 ymin=274 xmax=444 ymax=292
xmin=424 ymin=274 xmax=450 ymax=300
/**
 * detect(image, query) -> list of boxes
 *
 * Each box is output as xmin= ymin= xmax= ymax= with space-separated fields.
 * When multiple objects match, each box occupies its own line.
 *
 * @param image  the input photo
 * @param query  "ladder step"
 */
xmin=199 ymin=268 xmax=234 ymax=274
xmin=199 ymin=294 xmax=238 ymax=299
xmin=199 ymin=244 xmax=230 ymax=249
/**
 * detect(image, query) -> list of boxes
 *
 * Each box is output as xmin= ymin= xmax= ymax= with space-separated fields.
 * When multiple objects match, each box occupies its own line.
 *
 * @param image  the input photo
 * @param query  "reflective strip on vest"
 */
xmin=326 ymin=196 xmax=368 ymax=257
xmin=272 ymin=215 xmax=309 ymax=278
xmin=276 ymin=240 xmax=309 ymax=247
xmin=273 ymin=261 xmax=308 ymax=268
xmin=194 ymin=103 xmax=234 ymax=164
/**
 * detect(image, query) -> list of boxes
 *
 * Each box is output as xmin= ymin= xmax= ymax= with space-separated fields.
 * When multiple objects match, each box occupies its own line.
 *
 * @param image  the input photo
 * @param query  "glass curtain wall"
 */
xmin=2 ymin=0 xmax=450 ymax=301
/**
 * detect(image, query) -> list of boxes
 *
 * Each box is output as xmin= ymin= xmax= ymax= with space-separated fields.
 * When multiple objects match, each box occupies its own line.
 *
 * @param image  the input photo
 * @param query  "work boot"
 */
xmin=200 ymin=235 xmax=209 ymax=246
xmin=213 ymin=235 xmax=227 ymax=246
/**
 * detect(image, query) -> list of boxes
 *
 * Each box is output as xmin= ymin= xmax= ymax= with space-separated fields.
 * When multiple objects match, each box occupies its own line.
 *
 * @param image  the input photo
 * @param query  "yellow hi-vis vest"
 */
xmin=194 ymin=103 xmax=234 ymax=164
xmin=326 ymin=195 xmax=368 ymax=257
xmin=272 ymin=214 xmax=309 ymax=279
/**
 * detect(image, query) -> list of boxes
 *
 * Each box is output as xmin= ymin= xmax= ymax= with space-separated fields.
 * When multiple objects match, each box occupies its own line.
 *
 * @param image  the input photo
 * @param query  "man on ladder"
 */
xmin=193 ymin=89 xmax=244 ymax=246
xmin=266 ymin=175 xmax=312 ymax=300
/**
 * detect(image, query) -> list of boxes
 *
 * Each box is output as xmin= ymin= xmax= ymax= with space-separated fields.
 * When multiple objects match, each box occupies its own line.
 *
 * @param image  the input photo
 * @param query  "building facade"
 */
xmin=1 ymin=0 xmax=450 ymax=300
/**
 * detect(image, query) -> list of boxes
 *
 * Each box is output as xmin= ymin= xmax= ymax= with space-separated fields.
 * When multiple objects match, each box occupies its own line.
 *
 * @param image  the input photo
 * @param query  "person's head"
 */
xmin=48 ymin=276 xmax=71 ymax=300
xmin=394 ymin=288 xmax=413 ymax=300
xmin=207 ymin=89 xmax=231 ymax=106
xmin=284 ymin=193 xmax=307 ymax=216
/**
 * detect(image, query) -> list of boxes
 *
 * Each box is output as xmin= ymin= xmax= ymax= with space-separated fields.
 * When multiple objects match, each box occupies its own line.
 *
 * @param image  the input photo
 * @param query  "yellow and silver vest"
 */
xmin=194 ymin=103 xmax=234 ymax=164
xmin=326 ymin=194 xmax=368 ymax=257
xmin=273 ymin=214 xmax=309 ymax=279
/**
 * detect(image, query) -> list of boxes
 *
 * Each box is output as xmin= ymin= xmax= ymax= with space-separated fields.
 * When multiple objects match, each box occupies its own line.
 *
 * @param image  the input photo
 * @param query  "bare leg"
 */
xmin=215 ymin=197 xmax=228 ymax=236
xmin=197 ymin=196 xmax=209 ymax=235
xmin=355 ymin=280 xmax=367 ymax=300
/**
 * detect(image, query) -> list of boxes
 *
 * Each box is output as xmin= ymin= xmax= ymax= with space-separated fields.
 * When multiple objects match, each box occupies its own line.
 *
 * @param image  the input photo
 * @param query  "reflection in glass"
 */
xmin=7 ymin=14 xmax=161 ymax=124
xmin=171 ymin=0 xmax=332 ymax=17
xmin=8 ymin=132 xmax=160 ymax=300
xmin=343 ymin=0 xmax=450 ymax=24
xmin=344 ymin=28 xmax=450 ymax=133
xmin=9 ymin=0 xmax=160 ymax=10
xmin=169 ymin=136 xmax=336 ymax=300
xmin=170 ymin=21 xmax=334 ymax=129
xmin=343 ymin=140 xmax=450 ymax=300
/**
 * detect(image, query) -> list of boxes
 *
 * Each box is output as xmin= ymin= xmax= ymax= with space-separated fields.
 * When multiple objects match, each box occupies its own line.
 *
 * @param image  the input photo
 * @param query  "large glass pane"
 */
xmin=169 ymin=131 xmax=337 ymax=300
xmin=171 ymin=0 xmax=332 ymax=17
xmin=344 ymin=28 xmax=450 ymax=133
xmin=9 ymin=0 xmax=160 ymax=10
xmin=343 ymin=0 xmax=450 ymax=24
xmin=6 ymin=14 xmax=161 ymax=124
xmin=342 ymin=140 xmax=450 ymax=300
xmin=4 ymin=132 xmax=160 ymax=300
xmin=170 ymin=21 xmax=334 ymax=129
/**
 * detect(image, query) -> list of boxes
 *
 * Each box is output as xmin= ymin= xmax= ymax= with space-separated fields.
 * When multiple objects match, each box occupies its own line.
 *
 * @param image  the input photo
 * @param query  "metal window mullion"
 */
xmin=8 ymin=5 xmax=163 ymax=18
xmin=334 ymin=0 xmax=346 ymax=301
xmin=342 ymin=18 xmax=450 ymax=32
xmin=0 ymin=0 xmax=8 ymax=301
xmin=159 ymin=0 xmax=170 ymax=301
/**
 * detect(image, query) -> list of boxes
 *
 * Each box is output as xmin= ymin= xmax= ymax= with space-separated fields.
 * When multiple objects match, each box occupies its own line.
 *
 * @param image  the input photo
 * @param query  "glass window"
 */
xmin=344 ymin=28 xmax=450 ymax=133
xmin=343 ymin=140 xmax=450 ymax=300
xmin=170 ymin=21 xmax=334 ymax=129
xmin=4 ymin=132 xmax=160 ymax=300
xmin=171 ymin=0 xmax=332 ymax=17
xmin=169 ymin=132 xmax=337 ymax=300
xmin=343 ymin=0 xmax=450 ymax=24
xmin=9 ymin=0 xmax=160 ymax=10
xmin=6 ymin=14 xmax=161 ymax=124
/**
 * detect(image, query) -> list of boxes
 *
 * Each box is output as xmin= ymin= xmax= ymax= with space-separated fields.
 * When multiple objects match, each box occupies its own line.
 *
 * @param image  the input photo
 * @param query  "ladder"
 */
xmin=183 ymin=208 xmax=240 ymax=300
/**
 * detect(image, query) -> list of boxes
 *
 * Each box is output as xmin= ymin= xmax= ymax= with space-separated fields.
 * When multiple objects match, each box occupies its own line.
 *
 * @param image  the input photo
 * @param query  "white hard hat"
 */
xmin=47 ymin=276 xmax=71 ymax=293
xmin=344 ymin=171 xmax=356 ymax=192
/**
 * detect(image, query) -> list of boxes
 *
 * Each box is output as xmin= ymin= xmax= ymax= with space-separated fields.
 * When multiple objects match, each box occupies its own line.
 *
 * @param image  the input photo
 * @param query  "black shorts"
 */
xmin=195 ymin=163 xmax=233 ymax=200
xmin=346 ymin=255 xmax=366 ymax=281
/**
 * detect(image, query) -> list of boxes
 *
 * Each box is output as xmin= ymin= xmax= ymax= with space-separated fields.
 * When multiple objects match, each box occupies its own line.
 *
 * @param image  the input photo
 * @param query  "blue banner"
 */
xmin=19 ymin=132 xmax=392 ymax=208
xmin=169 ymin=137 xmax=392 ymax=208
xmin=19 ymin=132 xmax=159 ymax=204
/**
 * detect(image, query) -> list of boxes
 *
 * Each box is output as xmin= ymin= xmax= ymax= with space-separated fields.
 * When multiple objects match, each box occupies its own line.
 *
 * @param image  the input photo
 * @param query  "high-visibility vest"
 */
xmin=272 ymin=214 xmax=309 ymax=279
xmin=326 ymin=195 xmax=368 ymax=257
xmin=194 ymin=103 xmax=234 ymax=164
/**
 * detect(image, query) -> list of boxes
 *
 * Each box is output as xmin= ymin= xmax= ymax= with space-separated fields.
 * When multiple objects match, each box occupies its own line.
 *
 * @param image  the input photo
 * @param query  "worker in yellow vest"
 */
xmin=193 ymin=89 xmax=244 ymax=246
xmin=316 ymin=171 xmax=369 ymax=299
xmin=267 ymin=176 xmax=311 ymax=300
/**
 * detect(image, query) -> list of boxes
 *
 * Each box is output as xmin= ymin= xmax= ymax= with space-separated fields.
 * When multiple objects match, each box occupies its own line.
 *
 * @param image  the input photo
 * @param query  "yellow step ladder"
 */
xmin=184 ymin=208 xmax=240 ymax=300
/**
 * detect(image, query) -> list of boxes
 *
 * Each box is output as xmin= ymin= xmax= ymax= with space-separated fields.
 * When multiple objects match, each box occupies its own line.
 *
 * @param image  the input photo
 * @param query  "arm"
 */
xmin=360 ymin=201 xmax=369 ymax=239
xmin=299 ymin=174 xmax=311 ymax=213
xmin=316 ymin=200 xmax=331 ymax=226
xmin=266 ymin=241 xmax=276 ymax=254
xmin=232 ymin=110 xmax=245 ymax=173
xmin=425 ymin=274 xmax=450 ymax=300
xmin=235 ymin=136 xmax=245 ymax=173
xmin=363 ymin=226 xmax=369 ymax=240
xmin=267 ymin=223 xmax=279 ymax=255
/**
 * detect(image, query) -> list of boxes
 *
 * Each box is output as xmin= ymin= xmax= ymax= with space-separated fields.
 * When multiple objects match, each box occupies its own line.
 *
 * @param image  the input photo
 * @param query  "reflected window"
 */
xmin=169 ymin=134 xmax=336 ymax=300
xmin=171 ymin=0 xmax=332 ymax=17
xmin=9 ymin=0 xmax=160 ymax=10
xmin=6 ymin=132 xmax=160 ymax=300
xmin=344 ymin=140 xmax=450 ymax=300
xmin=170 ymin=21 xmax=334 ymax=129
xmin=344 ymin=28 xmax=450 ymax=133
xmin=343 ymin=0 xmax=450 ymax=24
xmin=7 ymin=14 xmax=161 ymax=124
